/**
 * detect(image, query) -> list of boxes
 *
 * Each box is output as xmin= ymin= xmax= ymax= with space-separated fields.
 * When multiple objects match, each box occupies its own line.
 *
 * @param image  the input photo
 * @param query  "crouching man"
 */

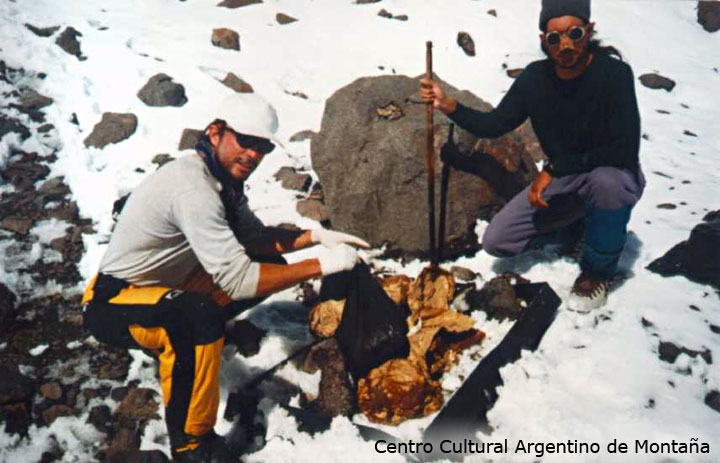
xmin=421 ymin=0 xmax=645 ymax=310
xmin=82 ymin=95 xmax=368 ymax=463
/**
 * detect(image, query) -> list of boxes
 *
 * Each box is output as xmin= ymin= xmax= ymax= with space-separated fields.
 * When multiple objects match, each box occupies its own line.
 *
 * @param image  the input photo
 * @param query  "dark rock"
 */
xmin=0 ymin=283 xmax=16 ymax=326
xmin=0 ymin=114 xmax=31 ymax=140
xmin=378 ymin=9 xmax=393 ymax=18
xmin=706 ymin=390 xmax=720 ymax=414
xmin=16 ymin=89 xmax=53 ymax=117
xmin=394 ymin=14 xmax=408 ymax=21
xmin=105 ymin=450 xmax=170 ymax=463
xmin=0 ymin=402 xmax=31 ymax=436
xmin=698 ymin=1 xmax=720 ymax=32
xmin=0 ymin=362 xmax=35 ymax=404
xmin=178 ymin=128 xmax=203 ymax=150
xmin=111 ymin=387 xmax=129 ymax=403
xmin=657 ymin=203 xmax=677 ymax=210
xmin=217 ymin=0 xmax=262 ymax=7
xmin=42 ymin=404 xmax=76 ymax=425
xmin=38 ymin=177 xmax=70 ymax=200
xmin=97 ymin=360 xmax=129 ymax=380
xmin=285 ymin=89 xmax=308 ymax=99
xmin=356 ymin=0 xmax=381 ymax=3
xmin=639 ymin=73 xmax=676 ymax=92
xmin=225 ymin=320 xmax=267 ymax=357
xmin=137 ymin=74 xmax=187 ymax=107
xmin=457 ymin=32 xmax=476 ymax=57
xmin=506 ymin=68 xmax=524 ymax=79
xmin=37 ymin=123 xmax=54 ymax=133
xmin=465 ymin=272 xmax=530 ymax=320
xmin=25 ymin=24 xmax=60 ymax=37
xmin=311 ymin=75 xmax=537 ymax=257
xmin=69 ymin=113 xmax=79 ymax=125
xmin=151 ymin=154 xmax=175 ymax=167
xmin=647 ymin=212 xmax=720 ymax=288
xmin=221 ymin=72 xmax=254 ymax=93
xmin=115 ymin=388 xmax=160 ymax=423
xmin=276 ymin=13 xmax=298 ymax=24
xmin=304 ymin=338 xmax=355 ymax=417
xmin=683 ymin=129 xmax=698 ymax=137
xmin=658 ymin=341 xmax=712 ymax=364
xmin=0 ymin=216 xmax=34 ymax=235
xmin=274 ymin=167 xmax=312 ymax=192
xmin=487 ymin=9 xmax=497 ymax=17
xmin=84 ymin=113 xmax=138 ymax=148
xmin=289 ymin=130 xmax=316 ymax=142
xmin=55 ymin=27 xmax=83 ymax=59
xmin=106 ymin=427 xmax=141 ymax=459
xmin=39 ymin=382 xmax=62 ymax=401
xmin=88 ymin=404 xmax=112 ymax=433
xmin=450 ymin=266 xmax=477 ymax=282
xmin=296 ymin=199 xmax=329 ymax=223
xmin=211 ymin=28 xmax=240 ymax=50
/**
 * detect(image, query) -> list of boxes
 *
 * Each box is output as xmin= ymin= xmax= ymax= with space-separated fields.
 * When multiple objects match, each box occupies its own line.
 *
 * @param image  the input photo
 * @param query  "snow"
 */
xmin=29 ymin=344 xmax=49 ymax=357
xmin=1 ymin=0 xmax=719 ymax=462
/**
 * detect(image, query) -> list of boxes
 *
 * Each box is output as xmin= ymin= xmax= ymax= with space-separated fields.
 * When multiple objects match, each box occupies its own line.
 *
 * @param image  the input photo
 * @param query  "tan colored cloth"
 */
xmin=308 ymin=299 xmax=345 ymax=338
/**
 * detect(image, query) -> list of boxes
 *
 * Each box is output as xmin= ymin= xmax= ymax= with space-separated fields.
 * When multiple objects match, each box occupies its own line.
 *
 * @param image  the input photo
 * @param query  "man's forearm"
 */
xmin=246 ymin=227 xmax=314 ymax=255
xmin=254 ymin=259 xmax=321 ymax=297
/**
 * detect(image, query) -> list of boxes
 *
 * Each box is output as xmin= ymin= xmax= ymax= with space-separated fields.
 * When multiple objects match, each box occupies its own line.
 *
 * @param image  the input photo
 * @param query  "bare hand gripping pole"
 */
xmin=426 ymin=41 xmax=437 ymax=268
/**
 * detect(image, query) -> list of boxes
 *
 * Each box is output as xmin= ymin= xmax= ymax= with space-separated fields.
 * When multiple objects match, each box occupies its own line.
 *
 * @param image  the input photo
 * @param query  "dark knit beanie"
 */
xmin=539 ymin=0 xmax=591 ymax=30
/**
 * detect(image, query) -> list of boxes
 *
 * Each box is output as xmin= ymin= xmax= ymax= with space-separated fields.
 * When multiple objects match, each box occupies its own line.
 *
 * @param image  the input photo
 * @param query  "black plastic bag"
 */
xmin=328 ymin=263 xmax=409 ymax=381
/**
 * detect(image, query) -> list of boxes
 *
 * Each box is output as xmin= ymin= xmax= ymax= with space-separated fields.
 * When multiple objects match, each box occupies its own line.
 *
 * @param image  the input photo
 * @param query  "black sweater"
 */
xmin=449 ymin=52 xmax=641 ymax=177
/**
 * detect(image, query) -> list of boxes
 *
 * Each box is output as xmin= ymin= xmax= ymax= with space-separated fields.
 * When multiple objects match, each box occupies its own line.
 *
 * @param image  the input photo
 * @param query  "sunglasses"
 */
xmin=545 ymin=25 xmax=587 ymax=46
xmin=230 ymin=131 xmax=275 ymax=155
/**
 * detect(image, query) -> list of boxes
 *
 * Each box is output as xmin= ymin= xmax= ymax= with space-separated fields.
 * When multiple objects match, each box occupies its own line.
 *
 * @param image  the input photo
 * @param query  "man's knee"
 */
xmin=482 ymin=225 xmax=517 ymax=257
xmin=172 ymin=292 xmax=226 ymax=344
xmin=586 ymin=167 xmax=637 ymax=209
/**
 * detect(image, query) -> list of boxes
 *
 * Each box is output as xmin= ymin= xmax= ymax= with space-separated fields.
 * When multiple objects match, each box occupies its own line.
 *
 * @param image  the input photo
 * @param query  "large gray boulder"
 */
xmin=84 ymin=113 xmax=138 ymax=148
xmin=311 ymin=75 xmax=537 ymax=258
xmin=137 ymin=74 xmax=187 ymax=107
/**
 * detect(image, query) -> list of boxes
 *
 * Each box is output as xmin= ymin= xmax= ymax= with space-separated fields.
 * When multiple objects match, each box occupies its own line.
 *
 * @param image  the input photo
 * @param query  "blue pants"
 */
xmin=482 ymin=167 xmax=645 ymax=277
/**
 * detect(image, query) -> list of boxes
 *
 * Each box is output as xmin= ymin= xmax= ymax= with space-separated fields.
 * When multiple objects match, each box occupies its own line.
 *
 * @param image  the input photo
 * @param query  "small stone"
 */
xmin=289 ymin=130 xmax=316 ymax=143
xmin=710 ymin=324 xmax=720 ymax=335
xmin=137 ymin=74 xmax=187 ymax=107
xmin=378 ymin=9 xmax=392 ymax=18
xmin=221 ymin=73 xmax=254 ymax=93
xmin=450 ymin=266 xmax=477 ymax=282
xmin=40 ymin=382 xmax=62 ymax=400
xmin=683 ymin=130 xmax=698 ymax=137
xmin=25 ymin=24 xmax=60 ymax=37
xmin=37 ymin=123 xmax=54 ymax=133
xmin=178 ymin=128 xmax=203 ymax=151
xmin=487 ymin=9 xmax=497 ymax=17
xmin=116 ymin=388 xmax=159 ymax=422
xmin=297 ymin=199 xmax=329 ymax=222
xmin=211 ymin=28 xmax=240 ymax=51
xmin=275 ymin=167 xmax=312 ymax=192
xmin=276 ymin=13 xmax=298 ymax=25
xmin=0 ymin=216 xmax=34 ymax=235
xmin=111 ymin=386 xmax=129 ymax=402
xmin=217 ymin=0 xmax=262 ymax=7
xmin=151 ymin=154 xmax=175 ymax=167
xmin=88 ymin=404 xmax=112 ymax=433
xmin=639 ymin=73 xmax=676 ymax=92
xmin=84 ymin=113 xmax=138 ymax=149
xmin=697 ymin=1 xmax=720 ymax=33
xmin=393 ymin=14 xmax=408 ymax=21
xmin=457 ymin=32 xmax=476 ymax=57
xmin=285 ymin=89 xmax=308 ymax=99
xmin=19 ymin=89 xmax=54 ymax=112
xmin=55 ymin=27 xmax=83 ymax=59
xmin=356 ymin=0 xmax=381 ymax=3
xmin=657 ymin=203 xmax=677 ymax=210
xmin=706 ymin=390 xmax=720 ymax=413
xmin=42 ymin=404 xmax=75 ymax=425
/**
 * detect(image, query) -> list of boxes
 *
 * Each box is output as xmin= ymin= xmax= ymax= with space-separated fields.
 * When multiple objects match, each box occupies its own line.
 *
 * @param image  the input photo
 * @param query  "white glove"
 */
xmin=317 ymin=244 xmax=360 ymax=275
xmin=311 ymin=228 xmax=370 ymax=249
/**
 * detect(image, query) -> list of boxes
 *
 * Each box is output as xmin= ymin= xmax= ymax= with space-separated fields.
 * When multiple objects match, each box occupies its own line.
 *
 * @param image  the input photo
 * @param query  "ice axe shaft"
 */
xmin=438 ymin=123 xmax=454 ymax=263
xmin=425 ymin=41 xmax=437 ymax=267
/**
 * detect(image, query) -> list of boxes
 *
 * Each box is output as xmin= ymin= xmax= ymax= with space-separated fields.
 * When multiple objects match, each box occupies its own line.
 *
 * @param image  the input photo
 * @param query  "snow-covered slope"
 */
xmin=1 ymin=1 xmax=719 ymax=462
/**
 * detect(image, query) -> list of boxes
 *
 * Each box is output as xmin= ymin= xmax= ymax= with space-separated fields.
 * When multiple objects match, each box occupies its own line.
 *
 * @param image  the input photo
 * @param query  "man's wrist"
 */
xmin=440 ymin=97 xmax=458 ymax=115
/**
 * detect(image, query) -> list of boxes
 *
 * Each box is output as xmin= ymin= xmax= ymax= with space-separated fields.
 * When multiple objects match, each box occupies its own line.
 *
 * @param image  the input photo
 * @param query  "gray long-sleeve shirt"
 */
xmin=99 ymin=154 xmax=264 ymax=300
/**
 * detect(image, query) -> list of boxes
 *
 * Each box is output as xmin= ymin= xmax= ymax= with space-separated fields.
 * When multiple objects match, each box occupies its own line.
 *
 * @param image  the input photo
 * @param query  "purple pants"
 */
xmin=483 ymin=167 xmax=645 ymax=257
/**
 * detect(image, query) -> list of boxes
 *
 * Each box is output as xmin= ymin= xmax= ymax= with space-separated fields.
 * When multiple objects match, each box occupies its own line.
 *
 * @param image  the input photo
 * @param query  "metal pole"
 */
xmin=425 ymin=41 xmax=437 ymax=267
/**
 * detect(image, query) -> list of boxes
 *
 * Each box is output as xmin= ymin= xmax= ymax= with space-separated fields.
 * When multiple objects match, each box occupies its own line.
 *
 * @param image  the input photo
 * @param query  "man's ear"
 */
xmin=207 ymin=123 xmax=222 ymax=149
xmin=587 ymin=21 xmax=595 ymax=36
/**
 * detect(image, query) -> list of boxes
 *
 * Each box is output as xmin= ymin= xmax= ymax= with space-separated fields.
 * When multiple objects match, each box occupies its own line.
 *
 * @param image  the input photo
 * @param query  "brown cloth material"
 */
xmin=360 ymin=267 xmax=484 ymax=425
xmin=308 ymin=299 xmax=345 ymax=338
